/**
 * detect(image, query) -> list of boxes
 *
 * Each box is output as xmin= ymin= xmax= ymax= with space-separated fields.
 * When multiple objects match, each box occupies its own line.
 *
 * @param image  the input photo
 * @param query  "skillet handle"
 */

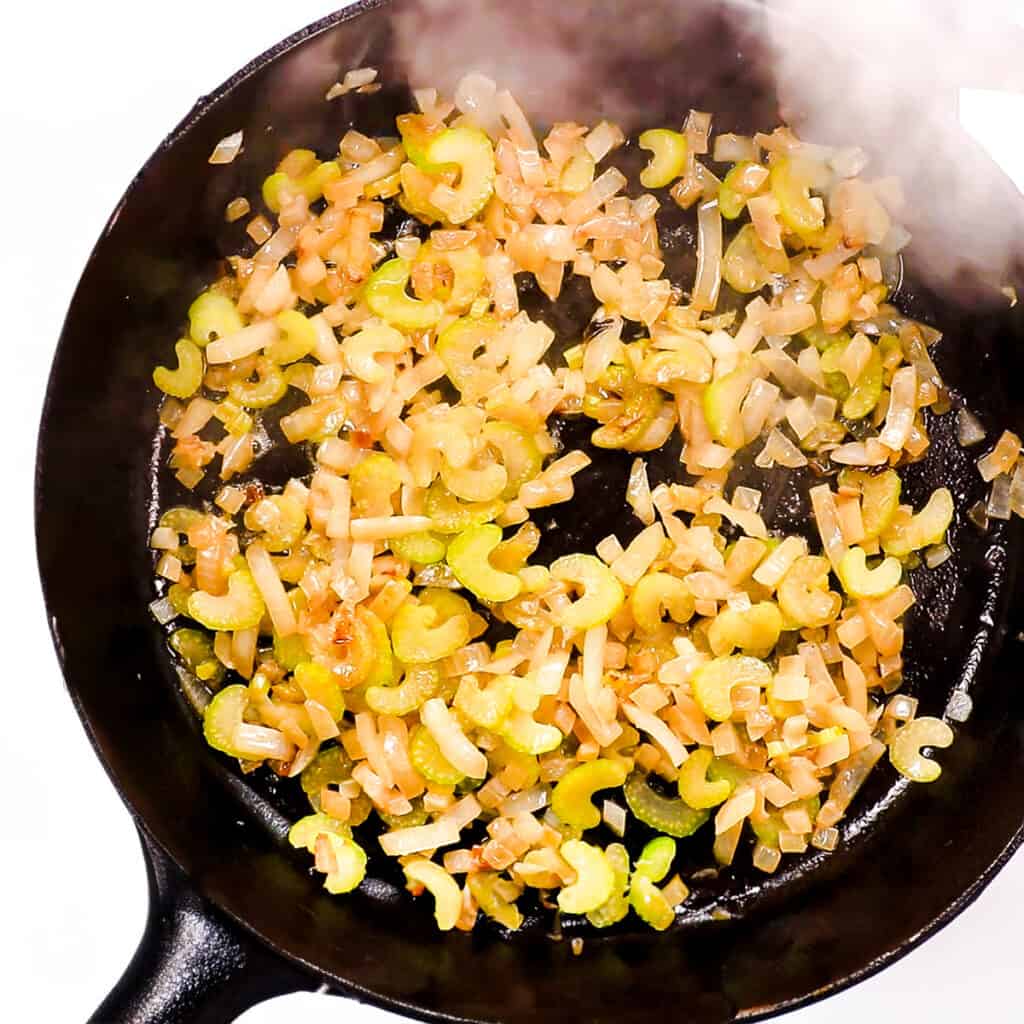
xmin=89 ymin=827 xmax=327 ymax=1024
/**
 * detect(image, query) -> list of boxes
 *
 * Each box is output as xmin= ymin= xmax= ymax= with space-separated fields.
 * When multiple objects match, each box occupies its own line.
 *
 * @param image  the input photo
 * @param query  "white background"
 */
xmin=4 ymin=2 xmax=1023 ymax=1021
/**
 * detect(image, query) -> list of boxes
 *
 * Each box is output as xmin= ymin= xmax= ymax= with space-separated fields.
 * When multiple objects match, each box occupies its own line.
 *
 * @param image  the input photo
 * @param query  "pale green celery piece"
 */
xmin=623 ymin=772 xmax=710 ymax=838
xmin=750 ymin=796 xmax=820 ymax=848
xmin=413 ymin=241 xmax=487 ymax=313
xmin=557 ymin=840 xmax=616 ymax=915
xmin=501 ymin=711 xmax=563 ymax=755
xmin=446 ymin=524 xmax=522 ymax=603
xmin=154 ymin=339 xmax=204 ymax=399
xmin=770 ymin=156 xmax=824 ymax=236
xmin=637 ymin=344 xmax=713 ymax=387
xmin=390 ymin=531 xmax=448 ymax=565
xmin=820 ymin=336 xmax=852 ymax=401
xmin=491 ymin=522 xmax=541 ymax=573
xmin=718 ymin=161 xmax=756 ymax=220
xmin=316 ymin=832 xmax=368 ymax=895
xmin=802 ymin=323 xmax=844 ymax=353
xmin=839 ymin=469 xmax=901 ymax=539
xmin=630 ymin=572 xmax=695 ymax=633
xmin=188 ymin=567 xmax=265 ymax=631
xmin=294 ymin=661 xmax=345 ymax=720
xmin=262 ymin=171 xmax=295 ymax=214
xmin=410 ymin=724 xmax=465 ymax=785
xmin=468 ymin=872 xmax=523 ymax=930
xmin=419 ymin=588 xmax=474 ymax=621
xmin=549 ymin=554 xmax=625 ymax=630
xmin=842 ymin=346 xmax=884 ymax=420
xmin=229 ymin=358 xmax=287 ymax=408
xmin=391 ymin=598 xmax=471 ymax=663
xmin=586 ymin=843 xmax=631 ymax=928
xmin=396 ymin=113 xmax=449 ymax=172
xmin=722 ymin=224 xmax=770 ymax=294
xmin=366 ymin=664 xmax=440 ymax=716
xmin=301 ymin=160 xmax=342 ymax=203
xmin=703 ymin=355 xmax=757 ymax=448
xmin=838 ymin=547 xmax=902 ymax=599
xmin=890 ymin=716 xmax=954 ymax=783
xmin=691 ymin=655 xmax=772 ymax=723
xmin=677 ymin=748 xmax=732 ymax=809
xmin=882 ymin=488 xmax=954 ymax=558
xmin=707 ymin=601 xmax=782 ymax=658
xmin=422 ymin=126 xmax=496 ymax=224
xmin=440 ymin=460 xmax=508 ymax=503
xmin=379 ymin=803 xmax=431 ymax=829
xmin=358 ymin=607 xmax=397 ymax=688
xmin=455 ymin=674 xmax=516 ymax=730
xmin=170 ymin=628 xmax=224 ymax=686
xmin=273 ymin=632 xmax=309 ymax=671
xmin=591 ymin=385 xmax=662 ymax=450
xmin=634 ymin=836 xmax=677 ymax=883
xmin=630 ymin=875 xmax=675 ymax=931
xmin=777 ymin=556 xmax=840 ymax=630
xmin=265 ymin=309 xmax=317 ymax=365
xmin=244 ymin=494 xmax=307 ymax=552
xmin=160 ymin=506 xmax=205 ymax=534
xmin=342 ymin=323 xmax=408 ymax=384
xmin=349 ymin=452 xmax=402 ymax=516
xmin=365 ymin=259 xmax=444 ymax=331
xmin=404 ymin=859 xmax=463 ymax=930
xmin=706 ymin=757 xmax=751 ymax=791
xmin=424 ymin=480 xmax=503 ymax=534
xmin=288 ymin=812 xmax=351 ymax=852
xmin=167 ymin=582 xmax=194 ymax=617
xmin=551 ymin=759 xmax=629 ymax=829
xmin=301 ymin=746 xmax=353 ymax=811
xmin=189 ymin=291 xmax=244 ymax=346
xmin=637 ymin=129 xmax=688 ymax=189
xmin=202 ymin=684 xmax=249 ymax=758
xmin=214 ymin=397 xmax=253 ymax=437
xmin=560 ymin=151 xmax=597 ymax=194
xmin=435 ymin=316 xmax=503 ymax=397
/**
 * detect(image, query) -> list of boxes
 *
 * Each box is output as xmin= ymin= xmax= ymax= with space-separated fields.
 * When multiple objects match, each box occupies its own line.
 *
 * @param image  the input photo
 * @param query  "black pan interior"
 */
xmin=36 ymin=1 xmax=1024 ymax=1021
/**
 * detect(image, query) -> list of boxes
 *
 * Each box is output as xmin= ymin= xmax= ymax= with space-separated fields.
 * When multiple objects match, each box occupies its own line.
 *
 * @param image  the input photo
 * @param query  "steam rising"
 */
xmin=392 ymin=0 xmax=1024 ymax=295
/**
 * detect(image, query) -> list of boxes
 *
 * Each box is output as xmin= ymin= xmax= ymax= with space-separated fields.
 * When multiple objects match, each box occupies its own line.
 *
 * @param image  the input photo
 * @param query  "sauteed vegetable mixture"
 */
xmin=148 ymin=72 xmax=1008 ymax=932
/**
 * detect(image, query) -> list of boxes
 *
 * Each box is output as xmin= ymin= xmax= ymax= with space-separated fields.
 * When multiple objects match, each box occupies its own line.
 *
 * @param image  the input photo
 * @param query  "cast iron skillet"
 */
xmin=35 ymin=1 xmax=1024 ymax=1022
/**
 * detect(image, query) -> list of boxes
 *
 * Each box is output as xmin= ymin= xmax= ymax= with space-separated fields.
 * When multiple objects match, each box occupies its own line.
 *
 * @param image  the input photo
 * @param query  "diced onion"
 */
xmin=209 ymin=130 xmax=243 ymax=165
xmin=379 ymin=819 xmax=460 ymax=857
xmin=692 ymin=199 xmax=723 ymax=310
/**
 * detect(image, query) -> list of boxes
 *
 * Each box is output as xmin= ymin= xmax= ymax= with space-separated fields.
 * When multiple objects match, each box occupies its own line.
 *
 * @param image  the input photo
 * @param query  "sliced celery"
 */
xmin=623 ymin=772 xmax=710 ymax=838
xmin=350 ymin=452 xmax=402 ymax=517
xmin=266 ymin=309 xmax=317 ymax=365
xmin=468 ymin=872 xmax=523 ymax=930
xmin=557 ymin=840 xmax=615 ymax=915
xmin=188 ymin=567 xmax=265 ymax=631
xmin=703 ymin=355 xmax=757 ymax=449
xmin=550 ymin=554 xmax=625 ymax=630
xmin=170 ymin=628 xmax=224 ymax=686
xmin=422 ymin=126 xmax=496 ymax=224
xmin=501 ymin=711 xmax=563 ymax=755
xmin=455 ymin=674 xmax=516 ymax=730
xmin=770 ymin=156 xmax=824 ymax=237
xmin=366 ymin=664 xmax=440 ymax=716
xmin=630 ymin=572 xmax=695 ymax=633
xmin=189 ymin=291 xmax=243 ymax=347
xmin=390 ymin=532 xmax=448 ymax=566
xmin=676 ymin=748 xmax=732 ymax=810
xmin=365 ymin=258 xmax=444 ymax=331
xmin=838 ymin=547 xmax=902 ymax=599
xmin=229 ymin=357 xmax=287 ymax=408
xmin=838 ymin=469 xmax=901 ymax=540
xmin=404 ymin=859 xmax=462 ymax=930
xmin=777 ymin=556 xmax=841 ymax=629
xmin=707 ymin=601 xmax=782 ymax=658
xmin=202 ymin=684 xmax=249 ymax=758
xmin=435 ymin=315 xmax=502 ymax=398
xmin=881 ymin=488 xmax=954 ymax=558
xmin=294 ymin=661 xmax=345 ymax=720
xmin=637 ymin=129 xmax=688 ymax=189
xmin=691 ymin=655 xmax=772 ymax=723
xmin=634 ymin=836 xmax=676 ymax=883
xmin=424 ymin=480 xmax=503 ymax=534
xmin=288 ymin=812 xmax=351 ymax=852
xmin=154 ymin=339 xmax=204 ymax=399
xmin=409 ymin=723 xmax=465 ymax=785
xmin=301 ymin=746 xmax=353 ymax=811
xmin=717 ymin=161 xmax=756 ymax=220
xmin=630 ymin=875 xmax=675 ymax=931
xmin=586 ymin=843 xmax=631 ymax=928
xmin=552 ymin=759 xmax=629 ymax=829
xmin=446 ymin=524 xmax=522 ymax=602
xmin=591 ymin=385 xmax=662 ymax=450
